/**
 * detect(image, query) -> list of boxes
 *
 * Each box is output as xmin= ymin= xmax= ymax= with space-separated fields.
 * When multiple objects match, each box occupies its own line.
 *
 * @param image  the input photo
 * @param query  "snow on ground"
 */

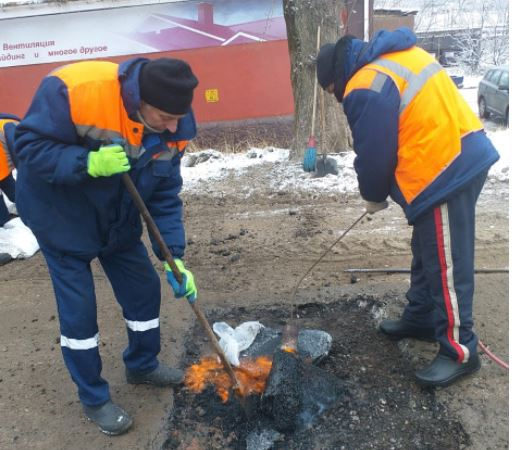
xmin=181 ymin=148 xmax=359 ymax=196
xmin=182 ymin=148 xmax=289 ymax=187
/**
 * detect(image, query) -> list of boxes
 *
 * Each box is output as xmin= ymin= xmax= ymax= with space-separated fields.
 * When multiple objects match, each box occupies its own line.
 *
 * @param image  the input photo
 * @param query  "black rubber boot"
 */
xmin=379 ymin=319 xmax=436 ymax=342
xmin=415 ymin=352 xmax=481 ymax=388
xmin=83 ymin=400 xmax=133 ymax=436
xmin=126 ymin=363 xmax=184 ymax=387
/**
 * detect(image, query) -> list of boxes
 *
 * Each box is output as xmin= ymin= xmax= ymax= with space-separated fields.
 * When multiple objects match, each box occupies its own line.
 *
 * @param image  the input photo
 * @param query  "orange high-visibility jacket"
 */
xmin=345 ymin=46 xmax=482 ymax=204
xmin=339 ymin=29 xmax=499 ymax=222
xmin=0 ymin=117 xmax=18 ymax=181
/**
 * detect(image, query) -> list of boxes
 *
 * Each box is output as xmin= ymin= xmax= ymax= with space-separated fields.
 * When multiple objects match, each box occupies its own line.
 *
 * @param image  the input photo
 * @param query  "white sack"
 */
xmin=213 ymin=321 xmax=264 ymax=367
xmin=0 ymin=217 xmax=39 ymax=258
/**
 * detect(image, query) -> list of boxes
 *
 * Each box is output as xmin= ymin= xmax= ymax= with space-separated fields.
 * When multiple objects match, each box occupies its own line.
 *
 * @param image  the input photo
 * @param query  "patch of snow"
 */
xmin=181 ymin=147 xmax=289 ymax=190
xmin=181 ymin=147 xmax=359 ymax=197
xmin=270 ymin=152 xmax=359 ymax=194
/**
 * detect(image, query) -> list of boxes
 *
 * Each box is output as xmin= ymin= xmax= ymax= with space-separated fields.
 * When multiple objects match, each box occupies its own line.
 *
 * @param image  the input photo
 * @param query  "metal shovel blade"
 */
xmin=314 ymin=155 xmax=338 ymax=178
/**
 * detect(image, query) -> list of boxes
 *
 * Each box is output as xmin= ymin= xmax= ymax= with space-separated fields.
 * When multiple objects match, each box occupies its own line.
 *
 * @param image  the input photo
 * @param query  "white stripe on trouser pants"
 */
xmin=61 ymin=333 xmax=99 ymax=350
xmin=439 ymin=204 xmax=470 ymax=363
xmin=124 ymin=318 xmax=159 ymax=332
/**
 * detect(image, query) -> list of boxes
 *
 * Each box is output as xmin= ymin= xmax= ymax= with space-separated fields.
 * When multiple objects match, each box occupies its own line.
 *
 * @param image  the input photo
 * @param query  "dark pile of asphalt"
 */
xmin=162 ymin=295 xmax=470 ymax=449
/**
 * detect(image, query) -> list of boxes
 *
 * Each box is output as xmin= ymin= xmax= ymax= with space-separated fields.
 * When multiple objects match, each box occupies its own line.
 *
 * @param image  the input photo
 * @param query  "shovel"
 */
xmin=120 ymin=173 xmax=245 ymax=402
xmin=303 ymin=25 xmax=322 ymax=172
xmin=314 ymin=87 xmax=338 ymax=178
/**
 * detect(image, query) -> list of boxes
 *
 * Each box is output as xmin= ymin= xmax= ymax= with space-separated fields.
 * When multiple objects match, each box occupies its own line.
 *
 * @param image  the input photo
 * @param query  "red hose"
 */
xmin=478 ymin=340 xmax=509 ymax=370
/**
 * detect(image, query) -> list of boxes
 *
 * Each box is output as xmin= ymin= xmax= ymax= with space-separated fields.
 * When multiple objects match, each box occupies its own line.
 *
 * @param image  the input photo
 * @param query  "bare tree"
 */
xmin=283 ymin=0 xmax=351 ymax=161
xmin=451 ymin=2 xmax=487 ymax=71
xmin=481 ymin=0 xmax=509 ymax=66
xmin=390 ymin=0 xmax=509 ymax=71
xmin=447 ymin=0 xmax=507 ymax=71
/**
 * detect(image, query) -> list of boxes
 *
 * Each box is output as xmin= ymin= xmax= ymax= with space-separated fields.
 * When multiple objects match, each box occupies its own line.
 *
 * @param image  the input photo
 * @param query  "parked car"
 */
xmin=444 ymin=66 xmax=464 ymax=88
xmin=438 ymin=53 xmax=464 ymax=88
xmin=477 ymin=66 xmax=509 ymax=126
xmin=449 ymin=74 xmax=464 ymax=88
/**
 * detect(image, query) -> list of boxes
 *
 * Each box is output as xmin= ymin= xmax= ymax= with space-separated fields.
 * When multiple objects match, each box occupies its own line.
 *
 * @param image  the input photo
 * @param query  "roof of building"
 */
xmin=374 ymin=8 xmax=418 ymax=16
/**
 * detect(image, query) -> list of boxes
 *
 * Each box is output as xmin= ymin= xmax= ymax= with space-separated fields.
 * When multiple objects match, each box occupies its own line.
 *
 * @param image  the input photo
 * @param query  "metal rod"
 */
xmin=280 ymin=322 xmax=299 ymax=353
xmin=290 ymin=210 xmax=368 ymax=306
xmin=121 ymin=174 xmax=243 ymax=395
xmin=344 ymin=268 xmax=509 ymax=274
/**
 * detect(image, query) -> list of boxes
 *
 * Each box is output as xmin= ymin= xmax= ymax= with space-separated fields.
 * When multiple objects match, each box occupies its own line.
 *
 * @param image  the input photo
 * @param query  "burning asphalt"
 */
xmin=163 ymin=296 xmax=469 ymax=449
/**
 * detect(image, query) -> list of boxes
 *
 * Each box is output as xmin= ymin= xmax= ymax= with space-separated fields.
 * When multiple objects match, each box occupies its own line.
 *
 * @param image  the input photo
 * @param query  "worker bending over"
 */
xmin=316 ymin=28 xmax=498 ymax=387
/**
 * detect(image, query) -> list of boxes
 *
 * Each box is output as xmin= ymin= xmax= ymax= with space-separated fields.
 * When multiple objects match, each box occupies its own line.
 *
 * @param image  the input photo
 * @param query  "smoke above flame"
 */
xmin=185 ymin=356 xmax=272 ymax=403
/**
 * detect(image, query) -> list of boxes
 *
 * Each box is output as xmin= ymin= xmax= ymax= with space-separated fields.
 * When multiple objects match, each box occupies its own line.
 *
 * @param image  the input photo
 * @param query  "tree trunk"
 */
xmin=283 ymin=0 xmax=351 ymax=162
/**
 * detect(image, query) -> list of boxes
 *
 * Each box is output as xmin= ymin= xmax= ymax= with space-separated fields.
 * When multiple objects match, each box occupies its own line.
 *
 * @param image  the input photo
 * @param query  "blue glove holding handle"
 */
xmin=164 ymin=259 xmax=197 ymax=303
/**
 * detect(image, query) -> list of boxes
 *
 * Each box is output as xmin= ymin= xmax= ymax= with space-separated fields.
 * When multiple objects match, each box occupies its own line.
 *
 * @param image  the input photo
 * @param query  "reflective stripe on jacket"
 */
xmin=344 ymin=46 xmax=482 ymax=204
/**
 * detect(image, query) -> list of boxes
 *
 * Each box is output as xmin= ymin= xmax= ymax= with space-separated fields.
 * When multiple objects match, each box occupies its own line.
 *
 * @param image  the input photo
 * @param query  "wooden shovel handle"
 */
xmin=121 ymin=173 xmax=242 ymax=391
xmin=311 ymin=25 xmax=322 ymax=137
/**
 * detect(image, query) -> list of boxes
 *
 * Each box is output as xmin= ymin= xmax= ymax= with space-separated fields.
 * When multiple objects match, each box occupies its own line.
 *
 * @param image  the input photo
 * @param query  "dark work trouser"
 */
xmin=41 ymin=240 xmax=162 ymax=406
xmin=402 ymin=171 xmax=488 ymax=362
xmin=0 ymin=173 xmax=15 ymax=226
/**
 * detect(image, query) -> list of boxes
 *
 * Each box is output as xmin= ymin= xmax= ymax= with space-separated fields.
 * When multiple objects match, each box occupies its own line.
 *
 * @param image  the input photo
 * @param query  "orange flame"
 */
xmin=185 ymin=356 xmax=273 ymax=403
xmin=281 ymin=345 xmax=297 ymax=354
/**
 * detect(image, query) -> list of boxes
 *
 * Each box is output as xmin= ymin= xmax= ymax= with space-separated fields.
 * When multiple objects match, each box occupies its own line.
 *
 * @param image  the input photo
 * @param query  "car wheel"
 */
xmin=478 ymin=97 xmax=490 ymax=119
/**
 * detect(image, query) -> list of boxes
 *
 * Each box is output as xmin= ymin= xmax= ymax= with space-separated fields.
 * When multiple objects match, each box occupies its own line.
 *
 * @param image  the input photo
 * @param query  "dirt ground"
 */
xmin=0 ymin=121 xmax=508 ymax=449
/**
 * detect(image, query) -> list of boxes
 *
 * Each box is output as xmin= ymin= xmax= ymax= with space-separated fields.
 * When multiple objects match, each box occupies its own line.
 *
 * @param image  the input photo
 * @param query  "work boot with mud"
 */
xmin=379 ymin=319 xmax=436 ymax=342
xmin=126 ymin=363 xmax=184 ymax=387
xmin=83 ymin=400 xmax=133 ymax=436
xmin=415 ymin=352 xmax=481 ymax=387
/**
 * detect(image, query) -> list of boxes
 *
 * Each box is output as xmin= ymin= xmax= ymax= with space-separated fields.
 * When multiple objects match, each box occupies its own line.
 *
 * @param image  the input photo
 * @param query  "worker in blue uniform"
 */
xmin=316 ymin=28 xmax=499 ymax=388
xmin=15 ymin=58 xmax=199 ymax=435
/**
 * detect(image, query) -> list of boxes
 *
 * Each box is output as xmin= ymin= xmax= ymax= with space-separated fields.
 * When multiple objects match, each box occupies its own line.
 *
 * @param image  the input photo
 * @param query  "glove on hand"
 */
xmin=87 ymin=144 xmax=130 ymax=177
xmin=365 ymin=200 xmax=389 ymax=214
xmin=164 ymin=259 xmax=197 ymax=302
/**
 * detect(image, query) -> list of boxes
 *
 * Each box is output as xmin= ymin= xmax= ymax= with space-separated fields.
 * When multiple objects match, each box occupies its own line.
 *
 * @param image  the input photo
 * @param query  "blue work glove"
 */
xmin=164 ymin=259 xmax=197 ymax=303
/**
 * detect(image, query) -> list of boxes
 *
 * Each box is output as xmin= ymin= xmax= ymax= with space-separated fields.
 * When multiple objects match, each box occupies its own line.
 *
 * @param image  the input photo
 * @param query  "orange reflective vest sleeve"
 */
xmin=52 ymin=61 xmax=144 ymax=158
xmin=0 ymin=118 xmax=17 ymax=181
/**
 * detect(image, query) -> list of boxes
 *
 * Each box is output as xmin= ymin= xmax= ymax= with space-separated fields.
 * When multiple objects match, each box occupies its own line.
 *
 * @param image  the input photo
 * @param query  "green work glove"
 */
xmin=164 ymin=259 xmax=197 ymax=303
xmin=87 ymin=144 xmax=130 ymax=177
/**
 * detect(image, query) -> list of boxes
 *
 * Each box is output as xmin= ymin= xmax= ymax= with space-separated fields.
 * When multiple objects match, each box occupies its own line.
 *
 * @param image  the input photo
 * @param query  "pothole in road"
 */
xmin=162 ymin=295 xmax=469 ymax=449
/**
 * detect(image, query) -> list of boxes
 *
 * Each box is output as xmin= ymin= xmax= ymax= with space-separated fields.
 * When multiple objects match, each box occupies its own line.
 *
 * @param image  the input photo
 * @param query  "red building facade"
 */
xmin=0 ymin=1 xmax=294 ymax=122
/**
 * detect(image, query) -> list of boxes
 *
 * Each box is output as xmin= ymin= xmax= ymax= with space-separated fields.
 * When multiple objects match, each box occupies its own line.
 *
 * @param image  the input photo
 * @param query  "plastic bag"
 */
xmin=0 ymin=217 xmax=39 ymax=258
xmin=213 ymin=321 xmax=264 ymax=366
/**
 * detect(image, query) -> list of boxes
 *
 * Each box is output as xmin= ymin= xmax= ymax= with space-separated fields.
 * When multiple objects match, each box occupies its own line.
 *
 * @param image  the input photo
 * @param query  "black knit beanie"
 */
xmin=316 ymin=35 xmax=356 ymax=102
xmin=139 ymin=58 xmax=199 ymax=115
xmin=316 ymin=43 xmax=336 ymax=89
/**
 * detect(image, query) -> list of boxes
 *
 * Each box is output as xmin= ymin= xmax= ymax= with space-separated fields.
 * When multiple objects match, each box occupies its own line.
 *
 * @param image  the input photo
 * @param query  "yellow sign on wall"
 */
xmin=205 ymin=89 xmax=219 ymax=103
